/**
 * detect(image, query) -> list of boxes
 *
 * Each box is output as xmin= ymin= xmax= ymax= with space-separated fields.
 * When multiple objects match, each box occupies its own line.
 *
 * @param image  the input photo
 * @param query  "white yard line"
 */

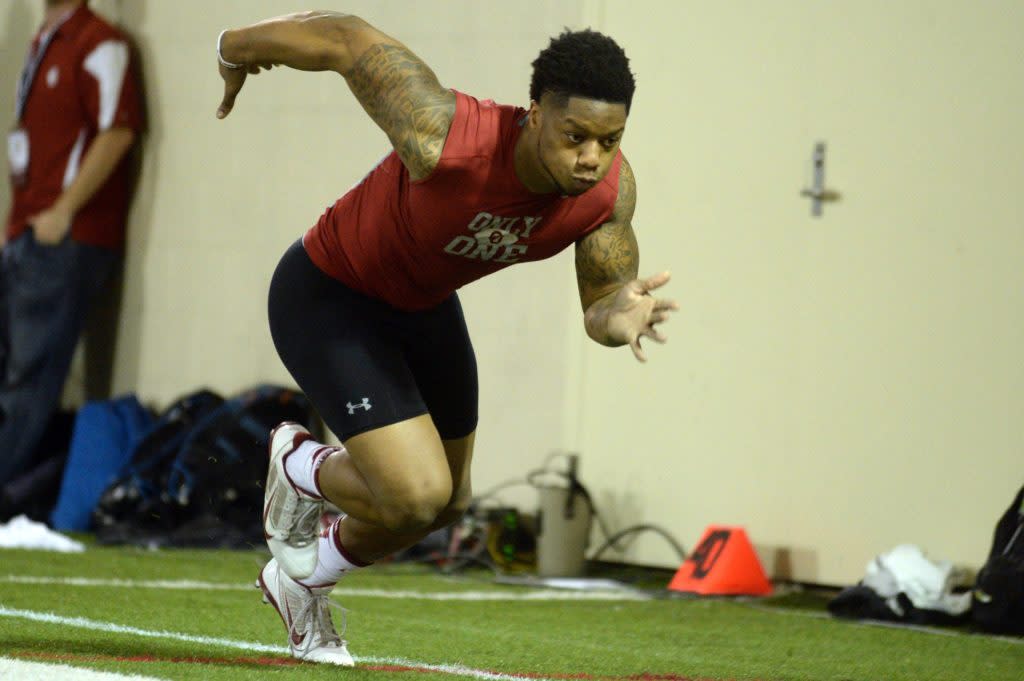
xmin=0 ymin=657 xmax=168 ymax=681
xmin=0 ymin=606 xmax=555 ymax=681
xmin=0 ymin=605 xmax=282 ymax=654
xmin=0 ymin=574 xmax=649 ymax=601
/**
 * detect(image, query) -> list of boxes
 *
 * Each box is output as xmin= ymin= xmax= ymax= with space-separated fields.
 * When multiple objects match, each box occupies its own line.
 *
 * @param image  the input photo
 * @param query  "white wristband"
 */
xmin=217 ymin=29 xmax=244 ymax=70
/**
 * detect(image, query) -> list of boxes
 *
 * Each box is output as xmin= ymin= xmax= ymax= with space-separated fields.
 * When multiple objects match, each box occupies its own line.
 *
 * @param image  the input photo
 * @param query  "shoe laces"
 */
xmin=290 ymin=590 xmax=348 ymax=658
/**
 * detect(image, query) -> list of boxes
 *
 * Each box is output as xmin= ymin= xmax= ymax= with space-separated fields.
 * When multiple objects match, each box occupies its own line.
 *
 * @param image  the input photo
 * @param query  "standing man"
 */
xmin=0 ymin=0 xmax=142 ymax=486
xmin=216 ymin=11 xmax=677 ymax=666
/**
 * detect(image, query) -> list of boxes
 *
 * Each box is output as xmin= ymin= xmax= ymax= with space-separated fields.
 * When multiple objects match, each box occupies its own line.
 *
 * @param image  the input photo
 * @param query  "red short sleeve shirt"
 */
xmin=304 ymin=91 xmax=621 ymax=311
xmin=6 ymin=5 xmax=143 ymax=251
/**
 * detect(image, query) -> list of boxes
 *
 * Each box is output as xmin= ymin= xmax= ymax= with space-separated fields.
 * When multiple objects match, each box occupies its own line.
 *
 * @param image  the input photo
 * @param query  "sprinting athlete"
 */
xmin=215 ymin=10 xmax=677 ymax=666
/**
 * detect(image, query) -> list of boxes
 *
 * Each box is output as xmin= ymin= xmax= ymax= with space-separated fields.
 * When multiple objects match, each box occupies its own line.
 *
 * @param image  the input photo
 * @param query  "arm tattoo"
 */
xmin=575 ymin=158 xmax=639 ymax=309
xmin=614 ymin=156 xmax=637 ymax=225
xmin=346 ymin=44 xmax=455 ymax=179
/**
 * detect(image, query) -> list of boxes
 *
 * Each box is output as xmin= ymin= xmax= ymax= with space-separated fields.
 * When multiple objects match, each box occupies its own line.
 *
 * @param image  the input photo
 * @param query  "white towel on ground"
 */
xmin=0 ymin=514 xmax=85 ymax=552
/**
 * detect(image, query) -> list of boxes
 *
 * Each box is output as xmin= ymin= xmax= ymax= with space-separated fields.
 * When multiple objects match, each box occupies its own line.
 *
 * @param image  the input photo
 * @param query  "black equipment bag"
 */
xmin=94 ymin=385 xmax=320 ymax=548
xmin=972 ymin=483 xmax=1024 ymax=635
xmin=92 ymin=389 xmax=224 ymax=535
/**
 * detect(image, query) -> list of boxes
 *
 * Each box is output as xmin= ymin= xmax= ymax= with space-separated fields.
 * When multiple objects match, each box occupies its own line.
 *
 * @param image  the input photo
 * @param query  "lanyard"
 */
xmin=14 ymin=10 xmax=75 ymax=122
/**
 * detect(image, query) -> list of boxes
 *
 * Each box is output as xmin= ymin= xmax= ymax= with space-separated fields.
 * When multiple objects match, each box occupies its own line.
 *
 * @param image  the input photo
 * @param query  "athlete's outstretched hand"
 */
xmin=604 ymin=271 xmax=679 ymax=362
xmin=217 ymin=61 xmax=275 ymax=119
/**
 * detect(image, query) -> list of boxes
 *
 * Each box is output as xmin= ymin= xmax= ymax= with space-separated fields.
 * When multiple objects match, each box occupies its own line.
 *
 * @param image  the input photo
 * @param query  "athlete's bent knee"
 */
xmin=379 ymin=487 xmax=451 ymax=533
xmin=430 ymin=485 xmax=472 ymax=530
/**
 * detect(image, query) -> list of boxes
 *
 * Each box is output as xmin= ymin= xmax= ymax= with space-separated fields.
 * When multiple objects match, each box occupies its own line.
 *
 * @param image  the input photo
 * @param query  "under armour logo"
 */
xmin=346 ymin=398 xmax=372 ymax=414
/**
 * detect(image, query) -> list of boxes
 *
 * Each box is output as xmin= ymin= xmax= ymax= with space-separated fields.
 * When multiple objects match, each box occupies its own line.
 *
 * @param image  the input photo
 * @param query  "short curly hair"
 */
xmin=530 ymin=29 xmax=636 ymax=113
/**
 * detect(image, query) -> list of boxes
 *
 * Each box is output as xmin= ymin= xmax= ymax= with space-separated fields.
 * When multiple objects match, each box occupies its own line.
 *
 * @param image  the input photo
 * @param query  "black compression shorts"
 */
xmin=268 ymin=240 xmax=478 ymax=442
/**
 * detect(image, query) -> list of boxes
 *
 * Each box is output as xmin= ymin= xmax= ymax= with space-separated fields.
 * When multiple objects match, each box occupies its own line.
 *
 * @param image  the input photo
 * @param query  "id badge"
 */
xmin=7 ymin=128 xmax=29 ymax=187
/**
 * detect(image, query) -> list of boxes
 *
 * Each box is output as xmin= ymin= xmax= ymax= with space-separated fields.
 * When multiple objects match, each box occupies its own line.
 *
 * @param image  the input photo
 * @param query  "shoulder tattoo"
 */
xmin=347 ymin=44 xmax=455 ymax=178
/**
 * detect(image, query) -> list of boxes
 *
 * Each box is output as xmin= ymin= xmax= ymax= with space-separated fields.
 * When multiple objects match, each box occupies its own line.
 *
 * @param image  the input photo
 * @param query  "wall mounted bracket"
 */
xmin=800 ymin=142 xmax=841 ymax=216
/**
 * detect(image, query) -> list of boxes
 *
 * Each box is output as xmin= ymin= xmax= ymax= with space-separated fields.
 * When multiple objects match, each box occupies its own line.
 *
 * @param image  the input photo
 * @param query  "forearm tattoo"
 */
xmin=346 ymin=44 xmax=454 ymax=178
xmin=575 ymin=159 xmax=639 ymax=309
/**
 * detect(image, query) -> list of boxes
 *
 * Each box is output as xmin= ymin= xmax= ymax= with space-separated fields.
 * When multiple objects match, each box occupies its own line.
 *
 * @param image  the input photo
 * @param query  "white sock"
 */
xmin=298 ymin=517 xmax=371 ymax=587
xmin=283 ymin=440 xmax=335 ymax=498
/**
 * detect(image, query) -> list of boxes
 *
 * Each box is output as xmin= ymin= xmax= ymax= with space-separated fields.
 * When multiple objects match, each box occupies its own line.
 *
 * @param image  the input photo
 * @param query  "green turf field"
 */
xmin=0 ymin=545 xmax=1020 ymax=681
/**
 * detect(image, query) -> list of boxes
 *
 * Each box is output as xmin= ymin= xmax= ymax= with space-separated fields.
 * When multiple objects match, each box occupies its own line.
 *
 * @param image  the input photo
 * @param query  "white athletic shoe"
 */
xmin=257 ymin=557 xmax=354 ymax=666
xmin=263 ymin=421 xmax=323 ymax=580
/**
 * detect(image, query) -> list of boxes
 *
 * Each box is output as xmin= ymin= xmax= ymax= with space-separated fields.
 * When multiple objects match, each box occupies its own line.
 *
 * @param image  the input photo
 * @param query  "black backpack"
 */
xmin=163 ymin=384 xmax=321 ymax=539
xmin=92 ymin=389 xmax=225 ymax=534
xmin=93 ymin=385 xmax=320 ymax=548
xmin=972 ymin=483 xmax=1024 ymax=635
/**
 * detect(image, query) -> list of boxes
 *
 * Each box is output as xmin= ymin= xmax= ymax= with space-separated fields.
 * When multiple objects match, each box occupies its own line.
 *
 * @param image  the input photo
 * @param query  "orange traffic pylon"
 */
xmin=668 ymin=525 xmax=773 ymax=596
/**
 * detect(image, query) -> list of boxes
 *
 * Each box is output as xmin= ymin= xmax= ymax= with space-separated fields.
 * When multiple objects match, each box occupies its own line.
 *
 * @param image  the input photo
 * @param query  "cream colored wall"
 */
xmin=3 ymin=1 xmax=1020 ymax=586
xmin=573 ymin=0 xmax=1024 ymax=584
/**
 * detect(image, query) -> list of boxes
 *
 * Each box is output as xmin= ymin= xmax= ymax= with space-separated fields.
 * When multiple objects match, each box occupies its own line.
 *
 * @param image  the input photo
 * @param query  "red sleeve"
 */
xmin=434 ymin=91 xmax=501 ymax=163
xmin=77 ymin=26 xmax=143 ymax=133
